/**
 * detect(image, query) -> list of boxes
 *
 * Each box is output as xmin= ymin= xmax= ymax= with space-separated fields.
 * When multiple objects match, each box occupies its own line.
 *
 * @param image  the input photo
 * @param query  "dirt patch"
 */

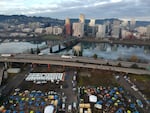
xmin=129 ymin=74 xmax=150 ymax=99
xmin=32 ymin=65 xmax=65 ymax=73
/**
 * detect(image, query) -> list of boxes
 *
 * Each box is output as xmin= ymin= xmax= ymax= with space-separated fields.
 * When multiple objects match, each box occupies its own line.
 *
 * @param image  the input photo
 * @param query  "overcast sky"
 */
xmin=0 ymin=0 xmax=150 ymax=20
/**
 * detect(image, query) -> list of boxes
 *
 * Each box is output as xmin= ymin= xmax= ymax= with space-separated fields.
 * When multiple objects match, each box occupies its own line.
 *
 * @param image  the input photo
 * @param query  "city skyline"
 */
xmin=0 ymin=0 xmax=150 ymax=21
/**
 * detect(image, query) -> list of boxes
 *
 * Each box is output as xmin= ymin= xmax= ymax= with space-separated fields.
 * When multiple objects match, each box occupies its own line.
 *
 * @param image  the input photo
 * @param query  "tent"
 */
xmin=44 ymin=105 xmax=54 ymax=113
xmin=89 ymin=95 xmax=97 ymax=103
xmin=116 ymin=108 xmax=123 ymax=113
xmin=94 ymin=104 xmax=102 ymax=109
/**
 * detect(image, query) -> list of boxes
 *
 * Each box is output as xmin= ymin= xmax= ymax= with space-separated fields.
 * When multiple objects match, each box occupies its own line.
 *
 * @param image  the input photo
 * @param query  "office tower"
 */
xmin=65 ymin=17 xmax=70 ymax=25
xmin=111 ymin=20 xmax=121 ymax=38
xmin=121 ymin=20 xmax=128 ymax=27
xmin=136 ymin=27 xmax=147 ymax=36
xmin=130 ymin=19 xmax=136 ymax=31
xmin=89 ymin=19 xmax=95 ymax=27
xmin=121 ymin=20 xmax=129 ymax=29
xmin=65 ymin=17 xmax=71 ymax=36
xmin=87 ymin=26 xmax=96 ymax=37
xmin=147 ymin=25 xmax=150 ymax=39
xmin=104 ymin=21 xmax=111 ymax=36
xmin=96 ymin=24 xmax=106 ymax=38
xmin=72 ymin=22 xmax=84 ymax=38
xmin=79 ymin=14 xmax=85 ymax=23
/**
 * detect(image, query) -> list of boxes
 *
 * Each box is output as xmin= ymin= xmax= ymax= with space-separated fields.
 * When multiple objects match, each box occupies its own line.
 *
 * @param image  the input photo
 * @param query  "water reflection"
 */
xmin=60 ymin=42 xmax=150 ymax=61
xmin=0 ymin=42 xmax=46 ymax=53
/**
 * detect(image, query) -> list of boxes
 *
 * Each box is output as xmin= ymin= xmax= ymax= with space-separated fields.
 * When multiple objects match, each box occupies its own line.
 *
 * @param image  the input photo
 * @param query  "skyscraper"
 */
xmin=111 ymin=20 xmax=121 ymax=38
xmin=72 ymin=22 xmax=84 ymax=38
xmin=79 ymin=14 xmax=85 ymax=23
xmin=104 ymin=21 xmax=111 ymax=36
xmin=89 ymin=19 xmax=95 ymax=27
xmin=147 ymin=25 xmax=150 ymax=39
xmin=130 ymin=19 xmax=136 ymax=31
xmin=65 ymin=17 xmax=70 ymax=25
xmin=121 ymin=20 xmax=129 ymax=29
xmin=87 ymin=26 xmax=96 ymax=37
xmin=96 ymin=24 xmax=106 ymax=38
xmin=65 ymin=17 xmax=71 ymax=36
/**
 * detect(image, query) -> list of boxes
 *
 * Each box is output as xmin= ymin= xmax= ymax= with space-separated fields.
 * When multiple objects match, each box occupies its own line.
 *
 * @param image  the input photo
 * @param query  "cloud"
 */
xmin=0 ymin=0 xmax=150 ymax=20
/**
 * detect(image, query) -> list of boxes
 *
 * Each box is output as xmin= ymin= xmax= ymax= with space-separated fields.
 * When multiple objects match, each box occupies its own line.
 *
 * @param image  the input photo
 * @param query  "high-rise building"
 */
xmin=147 ymin=25 xmax=150 ymax=39
xmin=130 ymin=19 xmax=136 ymax=31
xmin=111 ymin=20 xmax=121 ymax=38
xmin=89 ymin=19 xmax=95 ymax=27
xmin=121 ymin=20 xmax=129 ymax=27
xmin=112 ymin=26 xmax=121 ymax=38
xmin=121 ymin=20 xmax=129 ymax=30
xmin=104 ymin=21 xmax=111 ymax=36
xmin=87 ymin=26 xmax=96 ymax=37
xmin=96 ymin=24 xmax=106 ymax=38
xmin=65 ymin=18 xmax=71 ymax=36
xmin=72 ymin=22 xmax=84 ymax=38
xmin=136 ymin=27 xmax=147 ymax=36
xmin=79 ymin=14 xmax=85 ymax=23
xmin=65 ymin=17 xmax=70 ymax=25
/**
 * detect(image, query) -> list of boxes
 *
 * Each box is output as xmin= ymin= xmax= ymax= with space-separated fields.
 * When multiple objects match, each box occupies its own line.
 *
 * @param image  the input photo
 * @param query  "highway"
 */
xmin=14 ymin=54 xmax=150 ymax=68
xmin=0 ymin=54 xmax=150 ymax=75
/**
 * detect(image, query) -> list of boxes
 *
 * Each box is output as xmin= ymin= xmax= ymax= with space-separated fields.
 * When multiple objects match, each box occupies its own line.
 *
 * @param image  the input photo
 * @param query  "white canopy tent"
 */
xmin=44 ymin=105 xmax=54 ymax=113
xmin=25 ymin=73 xmax=64 ymax=82
xmin=89 ymin=95 xmax=97 ymax=103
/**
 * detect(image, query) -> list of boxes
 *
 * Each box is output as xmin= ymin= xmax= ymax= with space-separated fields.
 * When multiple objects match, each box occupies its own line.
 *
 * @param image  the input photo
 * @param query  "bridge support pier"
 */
xmin=5 ymin=62 xmax=13 ymax=69
xmin=4 ymin=62 xmax=7 ymax=69
xmin=50 ymin=47 xmax=53 ymax=53
xmin=48 ymin=64 xmax=50 ymax=69
xmin=58 ymin=44 xmax=61 ymax=51
xmin=4 ymin=62 xmax=8 ymax=69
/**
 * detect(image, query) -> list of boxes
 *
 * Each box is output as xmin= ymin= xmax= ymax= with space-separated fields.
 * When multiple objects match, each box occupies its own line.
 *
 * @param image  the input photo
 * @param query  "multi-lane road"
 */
xmin=0 ymin=54 xmax=150 ymax=75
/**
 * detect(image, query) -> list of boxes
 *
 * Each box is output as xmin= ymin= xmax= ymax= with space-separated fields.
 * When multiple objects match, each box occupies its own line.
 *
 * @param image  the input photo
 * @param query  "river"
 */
xmin=0 ymin=41 xmax=149 ymax=62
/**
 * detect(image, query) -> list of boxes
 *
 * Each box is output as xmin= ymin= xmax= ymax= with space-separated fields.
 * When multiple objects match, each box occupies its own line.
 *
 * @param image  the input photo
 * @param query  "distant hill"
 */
xmin=0 ymin=15 xmax=64 ymax=26
xmin=136 ymin=21 xmax=150 ymax=27
xmin=0 ymin=15 xmax=150 ymax=27
xmin=70 ymin=18 xmax=150 ymax=27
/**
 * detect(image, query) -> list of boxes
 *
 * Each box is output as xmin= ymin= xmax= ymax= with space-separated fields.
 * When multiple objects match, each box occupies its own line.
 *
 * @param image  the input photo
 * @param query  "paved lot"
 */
xmin=61 ymin=69 xmax=78 ymax=112
xmin=0 ymin=66 xmax=78 ymax=113
xmin=0 ymin=66 xmax=30 ymax=96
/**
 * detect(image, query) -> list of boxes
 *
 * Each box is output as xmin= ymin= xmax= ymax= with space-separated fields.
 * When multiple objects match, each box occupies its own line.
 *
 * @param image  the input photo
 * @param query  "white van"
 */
xmin=62 ymin=103 xmax=65 ymax=109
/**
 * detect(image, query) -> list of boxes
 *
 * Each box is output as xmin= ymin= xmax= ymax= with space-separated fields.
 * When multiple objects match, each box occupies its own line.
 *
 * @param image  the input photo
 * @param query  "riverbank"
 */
xmin=80 ymin=38 xmax=150 ymax=46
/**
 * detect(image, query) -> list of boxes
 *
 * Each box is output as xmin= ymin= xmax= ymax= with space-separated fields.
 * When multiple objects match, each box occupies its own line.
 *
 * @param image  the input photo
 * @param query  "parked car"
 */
xmin=68 ymin=104 xmax=72 ymax=112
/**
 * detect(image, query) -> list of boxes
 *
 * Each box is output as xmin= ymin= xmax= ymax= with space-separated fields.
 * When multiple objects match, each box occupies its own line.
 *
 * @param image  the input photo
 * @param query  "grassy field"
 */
xmin=42 ymin=35 xmax=62 ymax=40
xmin=77 ymin=69 xmax=119 ymax=87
